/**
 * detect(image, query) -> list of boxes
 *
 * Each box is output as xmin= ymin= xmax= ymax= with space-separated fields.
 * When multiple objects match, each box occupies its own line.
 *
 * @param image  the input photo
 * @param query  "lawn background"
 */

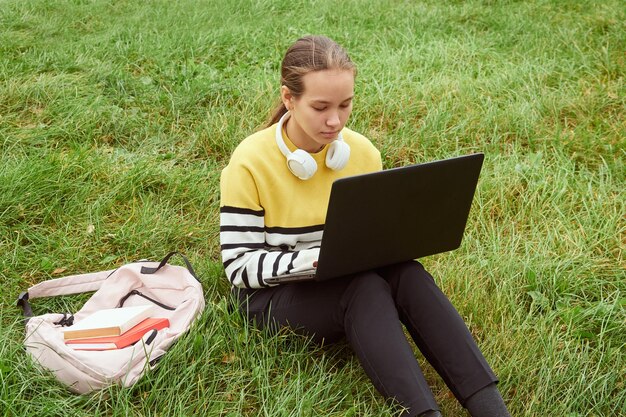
xmin=1 ymin=0 xmax=624 ymax=416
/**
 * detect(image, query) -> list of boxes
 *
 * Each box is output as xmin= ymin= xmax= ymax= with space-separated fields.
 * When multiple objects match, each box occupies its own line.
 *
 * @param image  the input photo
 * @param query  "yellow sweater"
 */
xmin=220 ymin=123 xmax=382 ymax=288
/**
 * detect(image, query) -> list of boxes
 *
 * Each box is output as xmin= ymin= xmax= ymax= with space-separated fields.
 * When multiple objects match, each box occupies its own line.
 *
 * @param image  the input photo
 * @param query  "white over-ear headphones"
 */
xmin=275 ymin=112 xmax=351 ymax=180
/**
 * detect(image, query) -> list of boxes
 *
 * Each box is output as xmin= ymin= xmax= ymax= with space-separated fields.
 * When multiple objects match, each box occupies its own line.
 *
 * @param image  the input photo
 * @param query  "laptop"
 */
xmin=265 ymin=153 xmax=485 ymax=284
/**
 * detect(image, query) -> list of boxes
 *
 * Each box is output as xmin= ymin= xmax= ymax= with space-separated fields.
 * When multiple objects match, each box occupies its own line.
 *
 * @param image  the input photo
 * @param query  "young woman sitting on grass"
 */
xmin=219 ymin=35 xmax=511 ymax=417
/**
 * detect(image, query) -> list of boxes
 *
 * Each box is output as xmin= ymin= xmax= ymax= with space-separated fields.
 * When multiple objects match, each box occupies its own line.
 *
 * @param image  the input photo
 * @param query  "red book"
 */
xmin=66 ymin=318 xmax=170 ymax=350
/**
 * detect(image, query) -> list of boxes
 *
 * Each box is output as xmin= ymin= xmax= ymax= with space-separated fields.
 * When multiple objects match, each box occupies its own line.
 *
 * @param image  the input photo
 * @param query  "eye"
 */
xmin=312 ymin=106 xmax=326 ymax=112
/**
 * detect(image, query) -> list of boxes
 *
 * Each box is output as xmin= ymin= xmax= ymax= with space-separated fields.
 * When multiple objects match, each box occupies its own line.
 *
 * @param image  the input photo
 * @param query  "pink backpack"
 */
xmin=17 ymin=252 xmax=205 ymax=394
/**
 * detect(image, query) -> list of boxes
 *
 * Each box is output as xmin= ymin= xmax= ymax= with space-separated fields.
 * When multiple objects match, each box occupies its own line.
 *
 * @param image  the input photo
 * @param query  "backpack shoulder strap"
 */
xmin=17 ymin=269 xmax=115 ymax=318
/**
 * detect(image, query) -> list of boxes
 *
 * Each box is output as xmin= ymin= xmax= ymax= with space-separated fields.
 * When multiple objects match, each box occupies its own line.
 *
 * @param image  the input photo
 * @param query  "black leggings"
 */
xmin=235 ymin=261 xmax=498 ymax=416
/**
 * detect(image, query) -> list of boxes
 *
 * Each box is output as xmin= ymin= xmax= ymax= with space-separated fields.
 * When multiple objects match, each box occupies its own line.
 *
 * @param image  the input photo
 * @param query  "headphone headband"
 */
xmin=274 ymin=112 xmax=293 ymax=157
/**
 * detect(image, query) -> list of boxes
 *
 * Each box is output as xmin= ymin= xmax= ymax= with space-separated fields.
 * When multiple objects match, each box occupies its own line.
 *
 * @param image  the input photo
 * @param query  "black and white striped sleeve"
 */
xmin=220 ymin=206 xmax=320 ymax=289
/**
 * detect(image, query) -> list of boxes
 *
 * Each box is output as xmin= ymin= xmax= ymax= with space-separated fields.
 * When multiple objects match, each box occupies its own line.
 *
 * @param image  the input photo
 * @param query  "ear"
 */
xmin=280 ymin=86 xmax=294 ymax=110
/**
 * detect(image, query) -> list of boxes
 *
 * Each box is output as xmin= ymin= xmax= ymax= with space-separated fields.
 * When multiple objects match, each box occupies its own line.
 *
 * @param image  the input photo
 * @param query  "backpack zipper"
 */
xmin=118 ymin=290 xmax=176 ymax=311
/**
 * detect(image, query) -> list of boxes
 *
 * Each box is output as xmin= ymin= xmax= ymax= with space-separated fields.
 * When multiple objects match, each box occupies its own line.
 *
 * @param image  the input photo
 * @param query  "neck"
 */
xmin=284 ymin=117 xmax=324 ymax=153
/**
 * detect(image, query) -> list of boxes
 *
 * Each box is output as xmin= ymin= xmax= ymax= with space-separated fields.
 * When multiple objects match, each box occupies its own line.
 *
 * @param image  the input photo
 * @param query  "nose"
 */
xmin=326 ymin=113 xmax=340 ymax=128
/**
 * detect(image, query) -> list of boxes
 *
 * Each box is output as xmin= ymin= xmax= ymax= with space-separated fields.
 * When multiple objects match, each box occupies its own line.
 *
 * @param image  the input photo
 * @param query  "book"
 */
xmin=66 ymin=317 xmax=170 ymax=350
xmin=61 ymin=304 xmax=155 ymax=340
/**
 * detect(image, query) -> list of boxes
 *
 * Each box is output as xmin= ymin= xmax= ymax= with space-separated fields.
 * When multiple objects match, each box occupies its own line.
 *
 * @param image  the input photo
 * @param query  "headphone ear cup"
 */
xmin=287 ymin=149 xmax=318 ymax=180
xmin=325 ymin=140 xmax=351 ymax=171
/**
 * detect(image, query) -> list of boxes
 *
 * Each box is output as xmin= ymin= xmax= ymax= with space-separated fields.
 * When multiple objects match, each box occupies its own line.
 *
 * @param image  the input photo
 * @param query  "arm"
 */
xmin=219 ymin=161 xmax=319 ymax=289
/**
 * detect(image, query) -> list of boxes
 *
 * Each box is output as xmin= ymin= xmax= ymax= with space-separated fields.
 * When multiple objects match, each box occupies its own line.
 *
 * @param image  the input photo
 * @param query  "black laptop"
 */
xmin=264 ymin=153 xmax=484 ymax=284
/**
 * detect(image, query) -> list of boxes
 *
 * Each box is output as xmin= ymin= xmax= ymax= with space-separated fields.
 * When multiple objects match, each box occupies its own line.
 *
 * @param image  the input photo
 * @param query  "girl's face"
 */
xmin=281 ymin=69 xmax=354 ymax=153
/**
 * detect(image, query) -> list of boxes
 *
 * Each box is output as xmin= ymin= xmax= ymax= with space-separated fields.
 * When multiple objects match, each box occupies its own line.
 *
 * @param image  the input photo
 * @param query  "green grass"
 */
xmin=1 ymin=0 xmax=624 ymax=415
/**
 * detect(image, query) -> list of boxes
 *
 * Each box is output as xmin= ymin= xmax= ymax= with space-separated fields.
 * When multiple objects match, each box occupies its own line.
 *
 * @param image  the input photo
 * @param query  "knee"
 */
xmin=380 ymin=261 xmax=444 ymax=303
xmin=383 ymin=261 xmax=435 ymax=285
xmin=341 ymin=272 xmax=395 ymax=317
xmin=347 ymin=271 xmax=391 ymax=298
